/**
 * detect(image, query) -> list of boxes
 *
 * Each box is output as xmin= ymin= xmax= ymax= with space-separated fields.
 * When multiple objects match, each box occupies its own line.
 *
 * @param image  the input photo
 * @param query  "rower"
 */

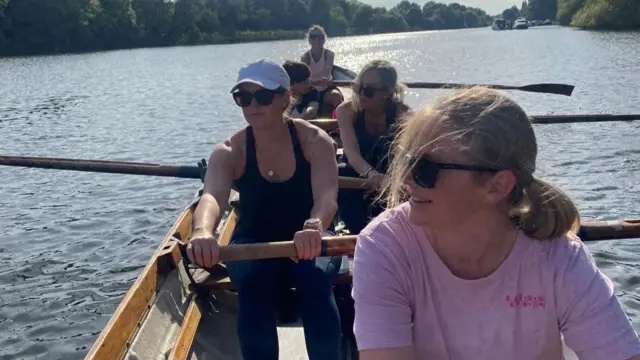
xmin=335 ymin=60 xmax=411 ymax=235
xmin=351 ymin=87 xmax=640 ymax=360
xmin=187 ymin=59 xmax=342 ymax=360
xmin=301 ymin=25 xmax=343 ymax=115
xmin=282 ymin=60 xmax=321 ymax=120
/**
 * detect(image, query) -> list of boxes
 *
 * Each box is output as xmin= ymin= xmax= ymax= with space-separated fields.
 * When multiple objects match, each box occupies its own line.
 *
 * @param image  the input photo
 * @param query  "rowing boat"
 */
xmin=85 ymin=180 xmax=640 ymax=359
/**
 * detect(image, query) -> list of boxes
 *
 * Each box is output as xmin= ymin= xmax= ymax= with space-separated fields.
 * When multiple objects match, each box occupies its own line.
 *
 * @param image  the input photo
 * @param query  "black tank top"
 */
xmin=345 ymin=101 xmax=398 ymax=174
xmin=231 ymin=121 xmax=314 ymax=242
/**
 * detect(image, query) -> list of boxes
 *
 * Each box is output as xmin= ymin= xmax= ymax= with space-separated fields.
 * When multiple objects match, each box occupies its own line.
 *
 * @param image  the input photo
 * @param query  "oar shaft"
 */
xmin=0 ymin=155 xmax=372 ymax=189
xmin=332 ymin=80 xmax=574 ymax=96
xmin=579 ymin=219 xmax=640 ymax=241
xmin=215 ymin=221 xmax=640 ymax=262
xmin=531 ymin=114 xmax=640 ymax=124
xmin=0 ymin=155 xmax=203 ymax=179
xmin=291 ymin=114 xmax=640 ymax=132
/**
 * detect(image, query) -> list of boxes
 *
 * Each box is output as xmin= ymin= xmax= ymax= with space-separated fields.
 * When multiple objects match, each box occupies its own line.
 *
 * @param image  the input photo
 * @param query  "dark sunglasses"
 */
xmin=309 ymin=34 xmax=325 ymax=41
xmin=360 ymin=86 xmax=386 ymax=99
xmin=406 ymin=153 xmax=501 ymax=188
xmin=232 ymin=88 xmax=284 ymax=107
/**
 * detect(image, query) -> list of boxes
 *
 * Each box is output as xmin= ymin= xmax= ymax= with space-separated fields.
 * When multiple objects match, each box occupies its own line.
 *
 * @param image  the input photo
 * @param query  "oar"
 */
xmin=309 ymin=113 xmax=640 ymax=130
xmin=332 ymin=80 xmax=575 ymax=96
xmin=175 ymin=219 xmax=640 ymax=264
xmin=530 ymin=114 xmax=640 ymax=124
xmin=0 ymin=155 xmax=372 ymax=190
xmin=173 ymin=236 xmax=358 ymax=264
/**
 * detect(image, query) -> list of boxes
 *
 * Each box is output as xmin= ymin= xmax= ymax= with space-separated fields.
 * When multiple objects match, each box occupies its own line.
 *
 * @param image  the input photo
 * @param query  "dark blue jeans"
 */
xmin=225 ymin=235 xmax=342 ymax=360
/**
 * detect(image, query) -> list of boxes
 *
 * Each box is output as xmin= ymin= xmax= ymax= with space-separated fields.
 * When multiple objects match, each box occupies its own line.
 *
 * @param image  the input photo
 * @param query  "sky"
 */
xmin=361 ymin=0 xmax=521 ymax=15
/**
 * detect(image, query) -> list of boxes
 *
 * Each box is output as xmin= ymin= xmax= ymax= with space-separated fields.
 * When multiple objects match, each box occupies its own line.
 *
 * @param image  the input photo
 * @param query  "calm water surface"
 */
xmin=1 ymin=26 xmax=639 ymax=359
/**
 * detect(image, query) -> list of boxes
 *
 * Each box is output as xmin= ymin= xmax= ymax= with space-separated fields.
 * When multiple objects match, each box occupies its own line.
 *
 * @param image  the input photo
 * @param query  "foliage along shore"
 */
xmin=499 ymin=0 xmax=640 ymax=30
xmin=0 ymin=0 xmax=491 ymax=58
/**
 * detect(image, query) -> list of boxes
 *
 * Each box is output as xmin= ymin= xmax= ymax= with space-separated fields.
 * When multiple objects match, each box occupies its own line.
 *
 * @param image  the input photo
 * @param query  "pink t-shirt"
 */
xmin=352 ymin=203 xmax=640 ymax=360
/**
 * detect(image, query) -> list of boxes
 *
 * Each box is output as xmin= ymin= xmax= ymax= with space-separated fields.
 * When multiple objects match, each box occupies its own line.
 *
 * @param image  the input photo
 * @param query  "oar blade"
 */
xmin=515 ymin=83 xmax=575 ymax=96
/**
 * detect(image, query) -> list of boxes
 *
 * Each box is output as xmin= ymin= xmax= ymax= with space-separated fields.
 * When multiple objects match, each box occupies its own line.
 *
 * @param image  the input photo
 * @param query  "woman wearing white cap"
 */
xmin=187 ymin=59 xmax=342 ymax=360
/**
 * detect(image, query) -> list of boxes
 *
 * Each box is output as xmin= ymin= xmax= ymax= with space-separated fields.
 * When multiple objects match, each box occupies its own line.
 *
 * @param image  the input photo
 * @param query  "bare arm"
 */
xmin=336 ymin=101 xmax=375 ymax=176
xmin=326 ymin=49 xmax=335 ymax=70
xmin=192 ymin=139 xmax=236 ymax=238
xmin=360 ymin=347 xmax=415 ymax=360
xmin=300 ymin=101 xmax=319 ymax=120
xmin=298 ymin=121 xmax=338 ymax=231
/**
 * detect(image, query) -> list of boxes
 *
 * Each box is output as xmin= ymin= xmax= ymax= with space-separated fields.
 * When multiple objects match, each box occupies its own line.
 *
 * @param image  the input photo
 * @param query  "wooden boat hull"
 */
xmin=85 ymin=190 xmax=357 ymax=360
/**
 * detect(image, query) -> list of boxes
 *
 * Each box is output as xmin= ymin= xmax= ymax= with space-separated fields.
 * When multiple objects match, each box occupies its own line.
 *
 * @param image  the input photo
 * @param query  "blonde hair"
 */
xmin=351 ymin=60 xmax=408 ymax=112
xmin=306 ymin=25 xmax=327 ymax=40
xmin=380 ymin=87 xmax=580 ymax=240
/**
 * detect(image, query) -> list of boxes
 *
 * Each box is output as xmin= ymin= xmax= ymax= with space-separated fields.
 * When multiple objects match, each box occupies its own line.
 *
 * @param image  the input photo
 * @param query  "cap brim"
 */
xmin=229 ymin=78 xmax=281 ymax=93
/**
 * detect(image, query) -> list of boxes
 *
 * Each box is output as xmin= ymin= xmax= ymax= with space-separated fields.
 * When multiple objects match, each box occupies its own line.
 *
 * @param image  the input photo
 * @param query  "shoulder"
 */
xmin=301 ymin=52 xmax=310 ymax=63
xmin=357 ymin=203 xmax=416 ymax=259
xmin=336 ymin=100 xmax=356 ymax=120
xmin=531 ymin=232 xmax=593 ymax=267
xmin=207 ymin=129 xmax=246 ymax=173
xmin=325 ymin=49 xmax=335 ymax=58
xmin=354 ymin=204 xmax=417 ymax=287
xmin=520 ymin=232 xmax=599 ymax=284
xmin=290 ymin=119 xmax=333 ymax=147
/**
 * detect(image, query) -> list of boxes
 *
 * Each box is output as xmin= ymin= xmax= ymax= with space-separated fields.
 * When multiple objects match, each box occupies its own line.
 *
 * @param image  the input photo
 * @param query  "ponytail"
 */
xmin=510 ymin=177 xmax=580 ymax=240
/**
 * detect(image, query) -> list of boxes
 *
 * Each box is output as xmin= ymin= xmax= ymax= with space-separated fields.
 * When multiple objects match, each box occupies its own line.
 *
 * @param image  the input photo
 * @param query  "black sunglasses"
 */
xmin=406 ymin=153 xmax=501 ymax=188
xmin=309 ymin=34 xmax=325 ymax=41
xmin=360 ymin=86 xmax=386 ymax=99
xmin=232 ymin=88 xmax=284 ymax=107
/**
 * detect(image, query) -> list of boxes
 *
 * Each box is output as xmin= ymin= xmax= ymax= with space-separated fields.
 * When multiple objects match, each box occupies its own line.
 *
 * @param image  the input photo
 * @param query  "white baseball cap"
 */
xmin=230 ymin=59 xmax=291 ymax=93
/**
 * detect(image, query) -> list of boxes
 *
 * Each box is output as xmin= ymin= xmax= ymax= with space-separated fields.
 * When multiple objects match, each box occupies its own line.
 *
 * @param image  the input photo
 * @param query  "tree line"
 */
xmin=499 ymin=0 xmax=639 ymax=29
xmin=0 ymin=0 xmax=491 ymax=57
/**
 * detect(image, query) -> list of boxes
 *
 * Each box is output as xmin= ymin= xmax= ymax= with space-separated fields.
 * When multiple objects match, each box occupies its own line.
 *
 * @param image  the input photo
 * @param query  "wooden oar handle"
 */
xmin=218 ymin=236 xmax=357 ymax=262
xmin=174 ymin=236 xmax=357 ymax=264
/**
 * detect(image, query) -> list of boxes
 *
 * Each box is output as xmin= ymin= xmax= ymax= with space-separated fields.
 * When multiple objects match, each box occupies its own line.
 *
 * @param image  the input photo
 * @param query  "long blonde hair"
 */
xmin=351 ymin=60 xmax=408 ymax=112
xmin=380 ymin=87 xmax=580 ymax=240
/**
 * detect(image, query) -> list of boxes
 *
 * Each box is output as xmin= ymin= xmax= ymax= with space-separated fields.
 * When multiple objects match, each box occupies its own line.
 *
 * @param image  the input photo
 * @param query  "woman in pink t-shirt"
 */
xmin=352 ymin=87 xmax=640 ymax=360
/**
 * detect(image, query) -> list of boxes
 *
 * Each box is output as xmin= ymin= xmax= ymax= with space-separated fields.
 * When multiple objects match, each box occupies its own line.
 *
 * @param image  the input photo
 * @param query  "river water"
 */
xmin=1 ymin=26 xmax=639 ymax=359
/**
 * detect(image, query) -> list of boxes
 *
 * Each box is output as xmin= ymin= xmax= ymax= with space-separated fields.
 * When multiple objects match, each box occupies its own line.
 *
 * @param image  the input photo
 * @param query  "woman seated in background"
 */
xmin=352 ymin=87 xmax=640 ymax=360
xmin=301 ymin=25 xmax=343 ymax=114
xmin=282 ymin=60 xmax=321 ymax=120
xmin=335 ymin=59 xmax=411 ymax=235
xmin=187 ymin=59 xmax=342 ymax=360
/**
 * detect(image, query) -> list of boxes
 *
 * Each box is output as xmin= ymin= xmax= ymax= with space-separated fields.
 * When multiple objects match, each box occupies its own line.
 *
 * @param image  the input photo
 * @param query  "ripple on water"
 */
xmin=1 ymin=27 xmax=640 ymax=358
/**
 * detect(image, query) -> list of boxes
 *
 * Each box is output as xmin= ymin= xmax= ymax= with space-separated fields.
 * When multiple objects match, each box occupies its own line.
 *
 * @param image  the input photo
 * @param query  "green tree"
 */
xmin=0 ymin=0 xmax=494 ymax=57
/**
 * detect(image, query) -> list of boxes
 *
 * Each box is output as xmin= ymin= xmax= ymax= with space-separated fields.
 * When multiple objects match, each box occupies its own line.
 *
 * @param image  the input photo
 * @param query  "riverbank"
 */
xmin=559 ymin=0 xmax=640 ymax=30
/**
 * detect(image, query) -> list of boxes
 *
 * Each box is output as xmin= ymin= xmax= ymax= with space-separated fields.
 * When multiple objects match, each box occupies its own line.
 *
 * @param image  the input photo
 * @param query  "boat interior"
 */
xmin=88 ymin=190 xmax=358 ymax=360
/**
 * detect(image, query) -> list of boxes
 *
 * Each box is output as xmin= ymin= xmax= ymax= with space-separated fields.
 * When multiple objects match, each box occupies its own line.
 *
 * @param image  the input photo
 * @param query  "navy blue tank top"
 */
xmin=231 ymin=121 xmax=314 ymax=242
xmin=346 ymin=101 xmax=398 ymax=174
